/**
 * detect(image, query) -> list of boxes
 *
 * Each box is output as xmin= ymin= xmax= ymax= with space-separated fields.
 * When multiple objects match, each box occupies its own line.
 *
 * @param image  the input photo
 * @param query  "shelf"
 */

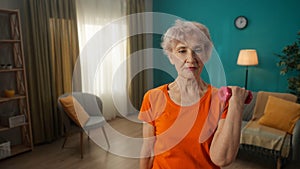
xmin=0 ymin=123 xmax=29 ymax=132
xmin=0 ymin=40 xmax=21 ymax=43
xmin=0 ymin=95 xmax=26 ymax=103
xmin=0 ymin=8 xmax=33 ymax=159
xmin=0 ymin=9 xmax=18 ymax=14
xmin=0 ymin=141 xmax=32 ymax=161
xmin=0 ymin=67 xmax=23 ymax=72
xmin=11 ymin=144 xmax=32 ymax=156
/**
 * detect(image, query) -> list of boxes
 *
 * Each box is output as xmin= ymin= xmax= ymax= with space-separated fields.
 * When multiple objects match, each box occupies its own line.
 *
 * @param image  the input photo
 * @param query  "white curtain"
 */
xmin=76 ymin=0 xmax=127 ymax=120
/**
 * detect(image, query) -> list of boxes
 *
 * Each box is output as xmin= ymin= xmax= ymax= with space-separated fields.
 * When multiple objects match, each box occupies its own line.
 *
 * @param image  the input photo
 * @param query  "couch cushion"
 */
xmin=258 ymin=96 xmax=300 ymax=134
xmin=59 ymin=95 xmax=90 ymax=127
xmin=252 ymin=91 xmax=297 ymax=120
xmin=241 ymin=120 xmax=291 ymax=158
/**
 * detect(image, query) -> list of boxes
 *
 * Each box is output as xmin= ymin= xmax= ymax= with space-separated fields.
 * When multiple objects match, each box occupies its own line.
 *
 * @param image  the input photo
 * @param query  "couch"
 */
xmin=240 ymin=91 xmax=300 ymax=169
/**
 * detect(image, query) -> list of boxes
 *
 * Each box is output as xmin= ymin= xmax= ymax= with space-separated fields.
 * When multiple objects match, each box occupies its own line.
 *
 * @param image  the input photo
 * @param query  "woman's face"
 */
xmin=169 ymin=39 xmax=206 ymax=79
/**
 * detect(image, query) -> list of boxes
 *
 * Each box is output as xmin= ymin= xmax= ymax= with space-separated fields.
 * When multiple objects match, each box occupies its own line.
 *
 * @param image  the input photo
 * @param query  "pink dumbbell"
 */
xmin=218 ymin=86 xmax=253 ymax=104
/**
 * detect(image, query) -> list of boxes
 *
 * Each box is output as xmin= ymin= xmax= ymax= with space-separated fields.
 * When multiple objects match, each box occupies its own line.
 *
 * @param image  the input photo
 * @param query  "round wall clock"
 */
xmin=234 ymin=16 xmax=248 ymax=29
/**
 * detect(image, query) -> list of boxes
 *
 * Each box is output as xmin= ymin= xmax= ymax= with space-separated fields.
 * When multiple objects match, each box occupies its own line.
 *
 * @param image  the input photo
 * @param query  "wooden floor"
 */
xmin=0 ymin=117 xmax=142 ymax=169
xmin=0 ymin=117 xmax=299 ymax=169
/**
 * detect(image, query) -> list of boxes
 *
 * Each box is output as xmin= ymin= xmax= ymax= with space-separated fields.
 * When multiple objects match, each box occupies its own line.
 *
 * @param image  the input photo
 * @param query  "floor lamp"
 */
xmin=237 ymin=49 xmax=259 ymax=90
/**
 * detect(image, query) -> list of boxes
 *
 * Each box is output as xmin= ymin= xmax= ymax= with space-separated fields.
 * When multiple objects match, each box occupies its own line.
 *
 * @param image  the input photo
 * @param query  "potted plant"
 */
xmin=276 ymin=31 xmax=300 ymax=102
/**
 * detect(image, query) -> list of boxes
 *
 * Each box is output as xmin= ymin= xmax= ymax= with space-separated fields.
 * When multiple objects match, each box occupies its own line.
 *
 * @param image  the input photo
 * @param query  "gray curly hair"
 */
xmin=161 ymin=20 xmax=212 ymax=62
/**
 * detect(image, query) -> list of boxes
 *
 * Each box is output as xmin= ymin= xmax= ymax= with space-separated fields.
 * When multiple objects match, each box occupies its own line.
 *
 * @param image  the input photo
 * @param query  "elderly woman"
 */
xmin=139 ymin=20 xmax=248 ymax=169
xmin=138 ymin=20 xmax=248 ymax=169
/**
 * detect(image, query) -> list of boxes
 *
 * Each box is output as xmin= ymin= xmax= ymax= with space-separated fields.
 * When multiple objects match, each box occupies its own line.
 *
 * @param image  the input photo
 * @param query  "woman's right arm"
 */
xmin=140 ymin=122 xmax=156 ymax=169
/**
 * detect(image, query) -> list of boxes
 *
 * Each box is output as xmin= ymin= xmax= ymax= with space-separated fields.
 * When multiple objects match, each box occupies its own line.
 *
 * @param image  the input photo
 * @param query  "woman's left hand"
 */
xmin=227 ymin=86 xmax=249 ymax=108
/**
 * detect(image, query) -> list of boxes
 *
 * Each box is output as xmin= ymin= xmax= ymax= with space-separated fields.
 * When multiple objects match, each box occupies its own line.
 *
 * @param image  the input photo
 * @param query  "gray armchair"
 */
xmin=57 ymin=92 xmax=110 ymax=159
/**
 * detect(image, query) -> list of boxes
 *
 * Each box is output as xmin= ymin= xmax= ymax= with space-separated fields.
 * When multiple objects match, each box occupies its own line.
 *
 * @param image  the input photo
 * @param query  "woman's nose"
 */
xmin=185 ymin=50 xmax=197 ymax=63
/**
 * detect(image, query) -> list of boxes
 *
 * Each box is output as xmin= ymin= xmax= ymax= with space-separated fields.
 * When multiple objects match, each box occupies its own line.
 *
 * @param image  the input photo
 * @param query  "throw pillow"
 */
xmin=258 ymin=95 xmax=300 ymax=134
xmin=59 ymin=95 xmax=90 ymax=127
xmin=252 ymin=91 xmax=297 ymax=120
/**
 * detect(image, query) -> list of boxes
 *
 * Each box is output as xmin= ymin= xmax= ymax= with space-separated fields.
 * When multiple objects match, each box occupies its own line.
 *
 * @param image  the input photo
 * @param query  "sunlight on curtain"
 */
xmin=76 ymin=0 xmax=127 ymax=120
xmin=49 ymin=18 xmax=79 ymax=93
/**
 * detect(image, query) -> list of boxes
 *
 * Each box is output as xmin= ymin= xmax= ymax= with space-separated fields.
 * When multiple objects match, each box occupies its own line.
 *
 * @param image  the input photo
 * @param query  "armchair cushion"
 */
xmin=252 ymin=91 xmax=297 ymax=120
xmin=59 ymin=95 xmax=90 ymax=127
xmin=258 ymin=96 xmax=300 ymax=134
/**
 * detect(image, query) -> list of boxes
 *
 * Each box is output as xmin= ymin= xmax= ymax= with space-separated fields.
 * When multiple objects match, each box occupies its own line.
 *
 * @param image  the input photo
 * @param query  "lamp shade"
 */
xmin=237 ymin=49 xmax=259 ymax=66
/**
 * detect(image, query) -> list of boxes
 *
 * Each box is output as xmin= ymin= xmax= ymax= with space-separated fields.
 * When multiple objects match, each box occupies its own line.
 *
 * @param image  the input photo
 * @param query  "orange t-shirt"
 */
xmin=139 ymin=84 xmax=228 ymax=169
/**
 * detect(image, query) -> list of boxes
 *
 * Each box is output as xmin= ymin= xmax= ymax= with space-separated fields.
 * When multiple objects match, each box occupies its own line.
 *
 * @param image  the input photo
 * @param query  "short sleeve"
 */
xmin=138 ymin=91 xmax=155 ymax=126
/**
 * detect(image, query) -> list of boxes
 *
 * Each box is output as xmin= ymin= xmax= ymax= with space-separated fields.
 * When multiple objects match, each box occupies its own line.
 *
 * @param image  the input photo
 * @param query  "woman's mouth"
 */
xmin=188 ymin=67 xmax=197 ymax=71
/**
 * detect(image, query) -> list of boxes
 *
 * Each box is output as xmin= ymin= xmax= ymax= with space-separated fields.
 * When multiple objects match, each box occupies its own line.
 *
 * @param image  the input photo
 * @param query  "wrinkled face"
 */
xmin=169 ymin=38 xmax=206 ymax=79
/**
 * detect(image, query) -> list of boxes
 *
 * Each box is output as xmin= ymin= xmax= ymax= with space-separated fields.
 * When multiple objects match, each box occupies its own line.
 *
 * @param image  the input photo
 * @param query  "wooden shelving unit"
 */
xmin=0 ymin=8 xmax=33 ymax=160
xmin=0 ymin=123 xmax=29 ymax=132
xmin=0 ymin=68 xmax=24 ymax=73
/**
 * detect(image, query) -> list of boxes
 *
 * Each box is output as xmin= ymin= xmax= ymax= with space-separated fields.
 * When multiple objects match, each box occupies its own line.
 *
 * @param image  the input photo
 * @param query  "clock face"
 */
xmin=235 ymin=16 xmax=248 ymax=29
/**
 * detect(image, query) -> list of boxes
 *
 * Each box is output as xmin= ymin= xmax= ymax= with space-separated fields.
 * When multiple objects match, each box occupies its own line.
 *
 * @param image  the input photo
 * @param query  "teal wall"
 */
xmin=152 ymin=0 xmax=300 ymax=92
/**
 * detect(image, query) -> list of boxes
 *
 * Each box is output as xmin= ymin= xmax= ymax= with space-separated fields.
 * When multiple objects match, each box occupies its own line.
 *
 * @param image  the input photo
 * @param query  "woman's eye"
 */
xmin=194 ymin=48 xmax=203 ymax=53
xmin=178 ymin=50 xmax=186 ymax=54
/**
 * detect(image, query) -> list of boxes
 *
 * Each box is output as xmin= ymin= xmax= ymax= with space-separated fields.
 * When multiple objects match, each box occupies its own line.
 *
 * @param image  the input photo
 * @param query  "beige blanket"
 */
xmin=240 ymin=120 xmax=291 ymax=157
